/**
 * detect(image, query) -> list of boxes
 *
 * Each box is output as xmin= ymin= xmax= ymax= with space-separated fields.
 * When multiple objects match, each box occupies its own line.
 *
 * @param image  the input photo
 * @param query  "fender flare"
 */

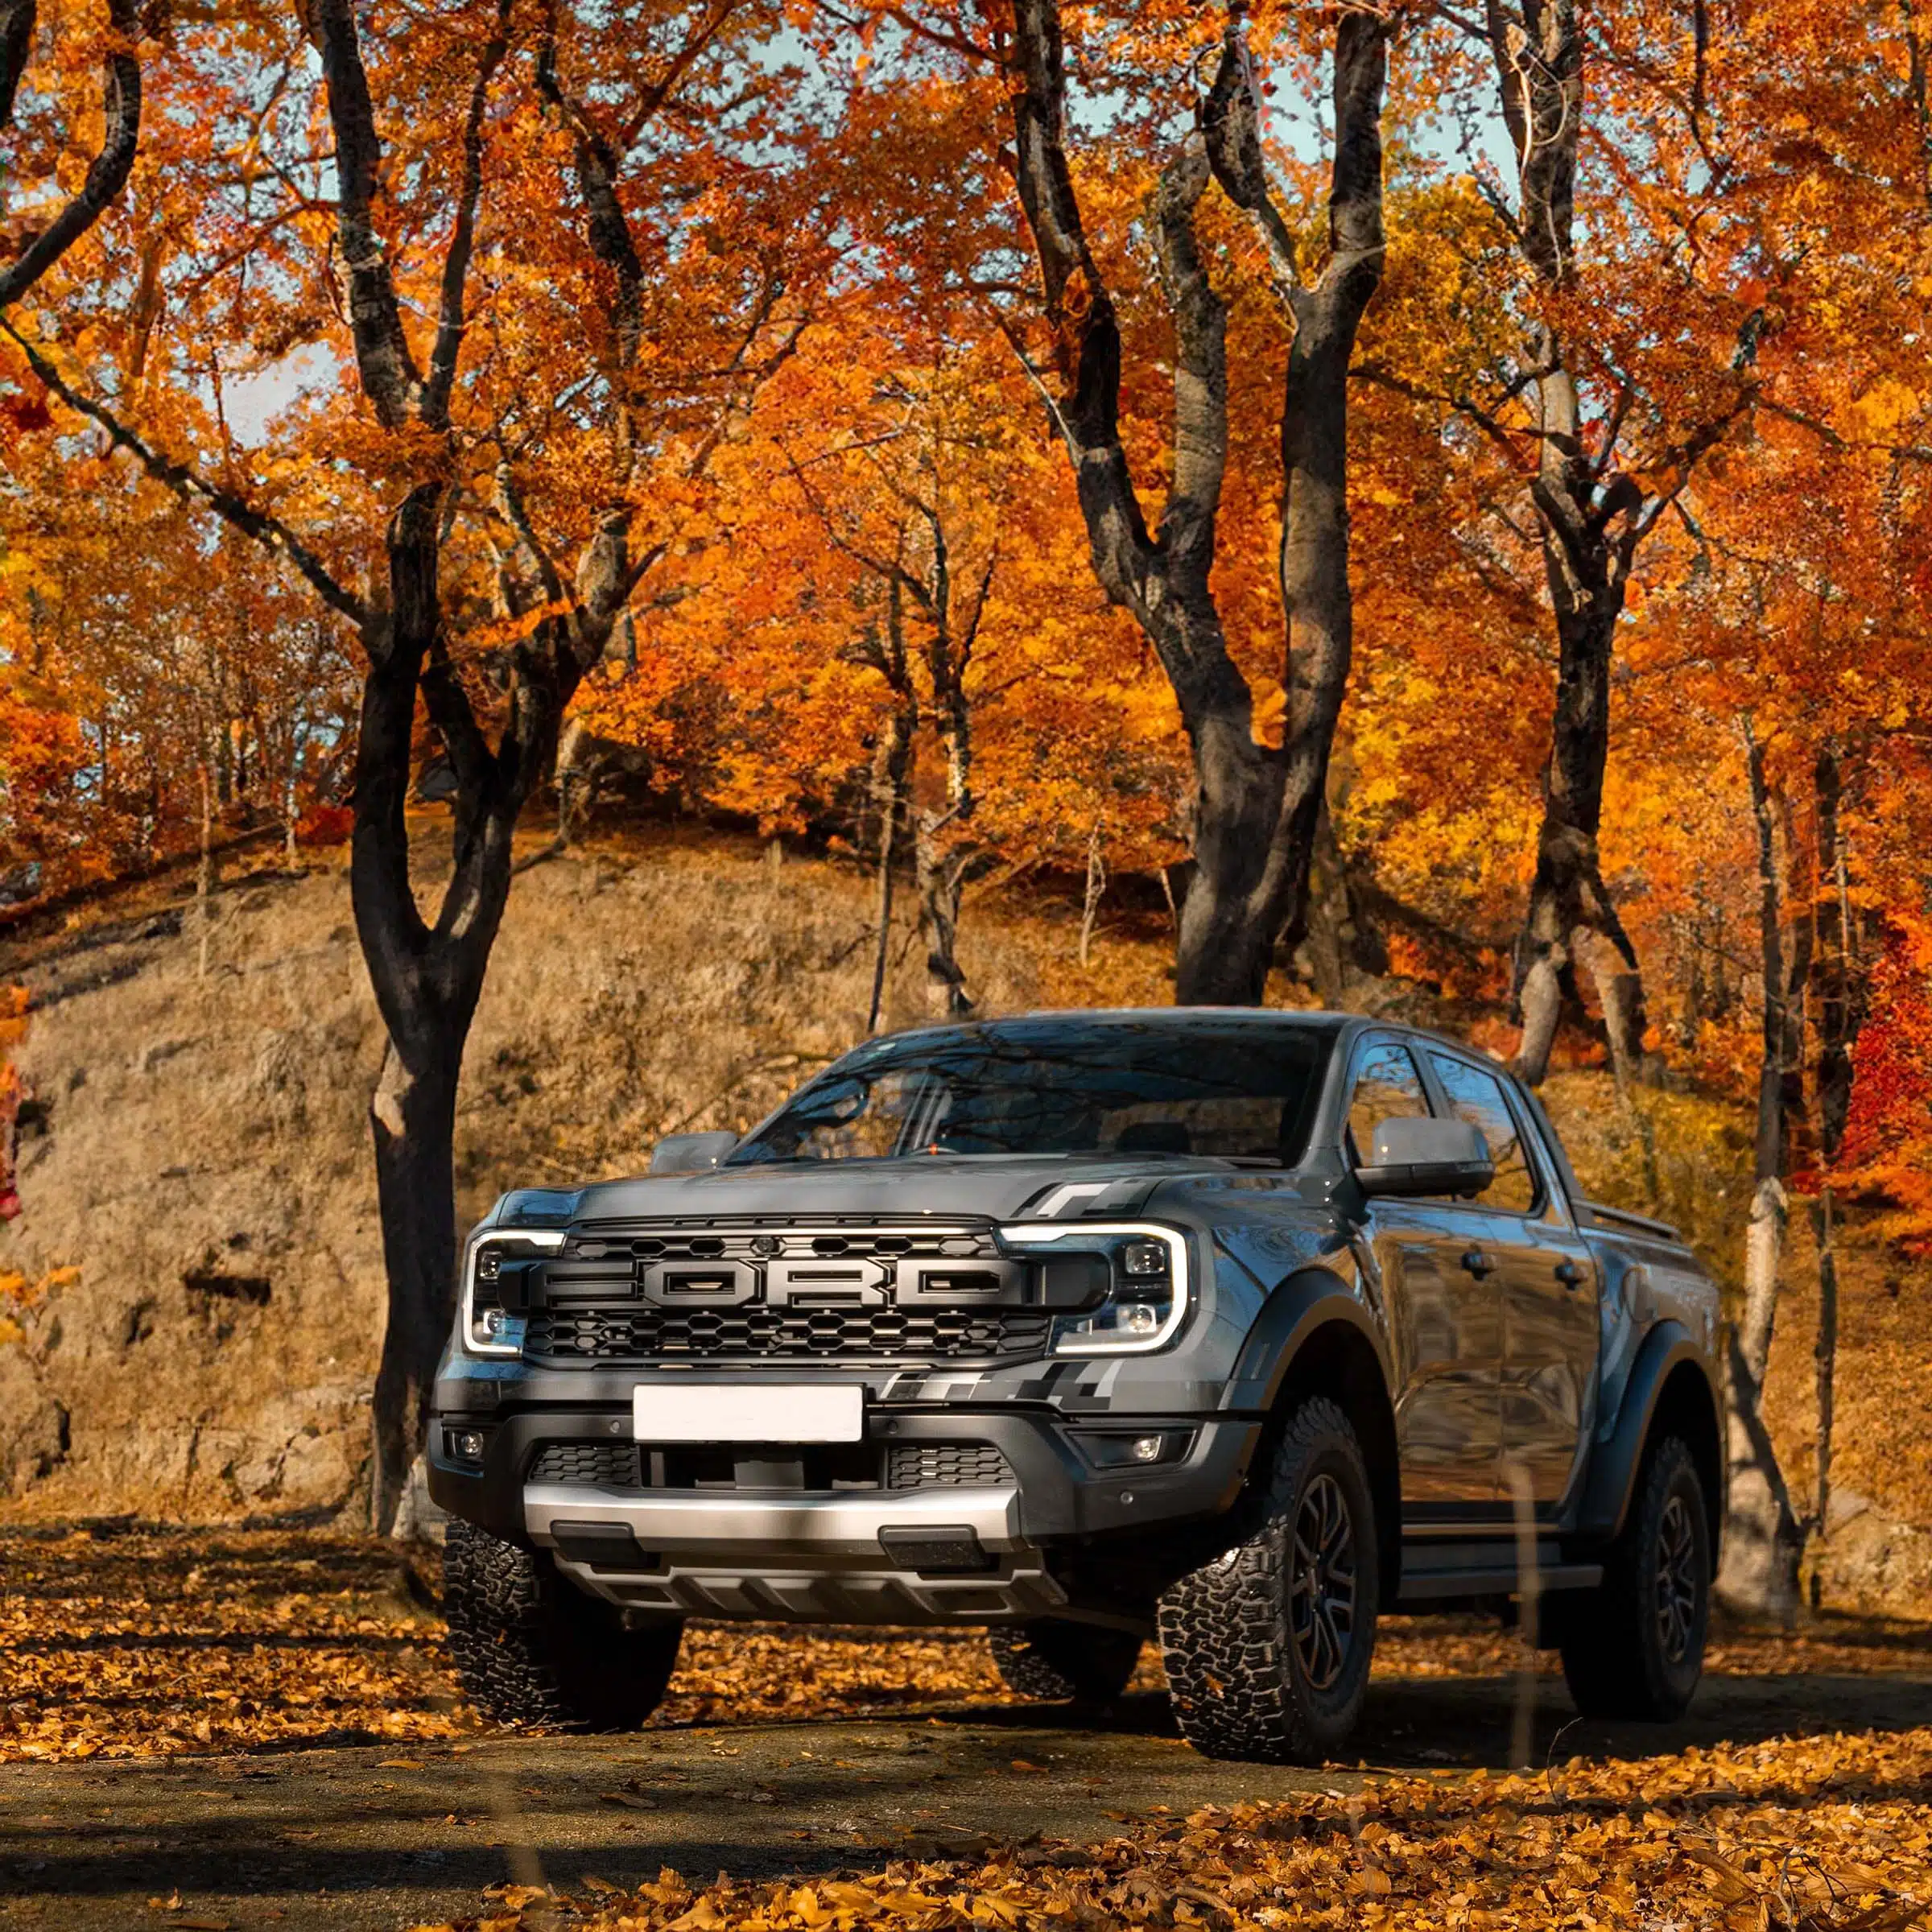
xmin=1225 ymin=1266 xmax=1393 ymax=1413
xmin=1224 ymin=1267 xmax=1401 ymax=1587
xmin=1575 ymin=1320 xmax=1724 ymax=1545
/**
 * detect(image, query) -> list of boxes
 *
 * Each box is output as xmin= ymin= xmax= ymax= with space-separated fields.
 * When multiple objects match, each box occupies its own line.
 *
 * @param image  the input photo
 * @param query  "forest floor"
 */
xmin=2 ymin=1530 xmax=1932 ymax=1931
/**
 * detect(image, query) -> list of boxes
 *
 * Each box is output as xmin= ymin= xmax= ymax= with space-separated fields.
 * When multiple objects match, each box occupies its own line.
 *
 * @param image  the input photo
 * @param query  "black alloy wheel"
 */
xmin=1558 ymin=1433 xmax=1711 ymax=1722
xmin=1653 ymin=1491 xmax=1700 ymax=1666
xmin=1289 ymin=1473 xmax=1357 ymax=1692
xmin=1156 ymin=1395 xmax=1380 ymax=1763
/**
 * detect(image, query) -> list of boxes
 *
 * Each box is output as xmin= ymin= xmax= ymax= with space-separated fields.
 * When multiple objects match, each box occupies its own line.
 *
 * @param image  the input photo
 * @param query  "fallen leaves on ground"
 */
xmin=411 ymin=1729 xmax=1932 ymax=1932
xmin=0 ymin=1525 xmax=461 ymax=1761
xmin=4 ymin=1525 xmax=1931 ymax=1765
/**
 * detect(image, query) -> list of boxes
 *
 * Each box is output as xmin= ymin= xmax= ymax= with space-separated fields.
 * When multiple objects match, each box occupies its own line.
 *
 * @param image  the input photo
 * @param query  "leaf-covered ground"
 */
xmin=6 ymin=1525 xmax=1932 ymax=1765
xmin=6 ymin=1526 xmax=1932 ymax=1932
xmin=416 ymin=1727 xmax=1932 ymax=1932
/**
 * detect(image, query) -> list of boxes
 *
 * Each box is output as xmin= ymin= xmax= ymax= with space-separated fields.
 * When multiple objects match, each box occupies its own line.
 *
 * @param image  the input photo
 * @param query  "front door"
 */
xmin=1424 ymin=1051 xmax=1598 ymax=1508
xmin=1345 ymin=1038 xmax=1501 ymax=1512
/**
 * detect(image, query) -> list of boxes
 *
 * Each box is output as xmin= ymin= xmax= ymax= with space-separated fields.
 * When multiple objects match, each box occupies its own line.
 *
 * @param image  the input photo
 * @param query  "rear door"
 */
xmin=1423 ymin=1051 xmax=1598 ymax=1508
xmin=1344 ymin=1037 xmax=1501 ymax=1512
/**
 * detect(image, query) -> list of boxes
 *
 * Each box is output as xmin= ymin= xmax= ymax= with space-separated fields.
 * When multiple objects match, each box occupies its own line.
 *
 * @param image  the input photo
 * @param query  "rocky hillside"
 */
xmin=1 ymin=824 xmax=1925 ymax=1612
xmin=0 ymin=827 xmax=1102 ymax=1521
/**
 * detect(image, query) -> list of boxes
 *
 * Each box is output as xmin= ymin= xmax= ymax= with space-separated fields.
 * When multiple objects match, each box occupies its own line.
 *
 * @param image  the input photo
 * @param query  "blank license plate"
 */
xmin=633 ymin=1383 xmax=863 ymax=1443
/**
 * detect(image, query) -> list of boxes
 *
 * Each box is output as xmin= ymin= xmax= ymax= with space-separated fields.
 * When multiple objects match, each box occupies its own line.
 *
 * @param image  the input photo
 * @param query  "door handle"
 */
xmin=1554 ymin=1260 xmax=1585 ymax=1288
xmin=1459 ymin=1248 xmax=1495 ymax=1279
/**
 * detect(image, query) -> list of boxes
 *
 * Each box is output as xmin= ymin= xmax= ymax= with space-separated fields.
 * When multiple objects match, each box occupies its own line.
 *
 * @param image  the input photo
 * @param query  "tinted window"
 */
xmin=1428 ymin=1054 xmax=1538 ymax=1213
xmin=1346 ymin=1041 xmax=1430 ymax=1164
xmin=730 ymin=1019 xmax=1333 ymax=1166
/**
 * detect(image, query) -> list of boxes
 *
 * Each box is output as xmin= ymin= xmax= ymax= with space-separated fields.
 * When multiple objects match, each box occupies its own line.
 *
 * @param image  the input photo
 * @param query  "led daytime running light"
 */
xmin=462 ymin=1226 xmax=567 ymax=1356
xmin=998 ymin=1220 xmax=1191 ymax=1356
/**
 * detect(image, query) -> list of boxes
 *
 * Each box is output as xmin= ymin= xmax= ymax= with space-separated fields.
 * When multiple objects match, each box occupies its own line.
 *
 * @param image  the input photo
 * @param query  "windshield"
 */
xmin=729 ymin=1017 xmax=1334 ymax=1166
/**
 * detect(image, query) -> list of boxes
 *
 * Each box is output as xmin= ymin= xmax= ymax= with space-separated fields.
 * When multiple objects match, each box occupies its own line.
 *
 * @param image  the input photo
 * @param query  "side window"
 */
xmin=1345 ymin=1042 xmax=1430 ymax=1166
xmin=1428 ymin=1054 xmax=1538 ymax=1214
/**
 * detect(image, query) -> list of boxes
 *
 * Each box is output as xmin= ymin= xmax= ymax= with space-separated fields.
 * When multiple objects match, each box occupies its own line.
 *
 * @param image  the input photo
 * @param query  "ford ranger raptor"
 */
xmin=430 ymin=1009 xmax=1724 ymax=1763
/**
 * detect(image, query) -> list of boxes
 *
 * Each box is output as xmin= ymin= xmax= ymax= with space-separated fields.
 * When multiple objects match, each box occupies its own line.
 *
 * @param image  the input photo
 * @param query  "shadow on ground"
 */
xmin=6 ymin=1662 xmax=1932 ymax=1932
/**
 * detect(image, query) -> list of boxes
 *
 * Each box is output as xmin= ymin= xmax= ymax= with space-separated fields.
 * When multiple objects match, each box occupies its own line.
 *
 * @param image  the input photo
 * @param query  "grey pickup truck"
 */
xmin=431 ymin=1009 xmax=1724 ymax=1762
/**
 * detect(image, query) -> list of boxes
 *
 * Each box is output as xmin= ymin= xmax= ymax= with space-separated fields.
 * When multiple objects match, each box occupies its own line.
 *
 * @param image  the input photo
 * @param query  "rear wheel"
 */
xmin=444 ymin=1518 xmax=683 ymax=1728
xmin=1559 ymin=1434 xmax=1710 ymax=1722
xmin=989 ymin=1620 xmax=1142 ymax=1704
xmin=1156 ymin=1396 xmax=1379 ymax=1763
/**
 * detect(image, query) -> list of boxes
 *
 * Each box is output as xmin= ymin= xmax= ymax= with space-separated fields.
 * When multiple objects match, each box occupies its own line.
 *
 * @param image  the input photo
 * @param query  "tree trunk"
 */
xmin=866 ymin=707 xmax=911 ymax=1035
xmin=367 ymin=1037 xmax=461 ymax=1533
xmin=1513 ymin=597 xmax=1649 ymax=1085
xmin=1719 ymin=1176 xmax=1801 ymax=1620
xmin=1717 ymin=721 xmax=1802 ymax=1620
xmin=1810 ymin=1184 xmax=1838 ymax=1595
xmin=196 ymin=754 xmax=215 ymax=979
xmin=916 ymin=828 xmax=972 ymax=1019
xmin=1079 ymin=819 xmax=1105 ymax=969
xmin=350 ymin=490 xmax=533 ymax=1532
xmin=1301 ymin=799 xmax=1387 ymax=1006
xmin=1807 ymin=745 xmax=1859 ymax=1591
xmin=1173 ymin=716 xmax=1292 ymax=1004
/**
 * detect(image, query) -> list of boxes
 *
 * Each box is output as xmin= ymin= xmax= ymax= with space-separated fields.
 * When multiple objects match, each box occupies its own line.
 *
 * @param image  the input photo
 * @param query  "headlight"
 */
xmin=998 ymin=1222 xmax=1191 ymax=1356
xmin=461 ymin=1227 xmax=567 ymax=1355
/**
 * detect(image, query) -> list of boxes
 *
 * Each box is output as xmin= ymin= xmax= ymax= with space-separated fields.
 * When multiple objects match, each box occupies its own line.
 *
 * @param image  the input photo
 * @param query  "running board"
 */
xmin=1397 ymin=1554 xmax=1604 ymax=1603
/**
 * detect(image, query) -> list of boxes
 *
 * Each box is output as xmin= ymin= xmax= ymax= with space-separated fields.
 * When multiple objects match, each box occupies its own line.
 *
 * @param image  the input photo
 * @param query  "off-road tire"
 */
xmin=1559 ymin=1434 xmax=1709 ymax=1722
xmin=444 ymin=1518 xmax=683 ymax=1728
xmin=989 ymin=1620 xmax=1142 ymax=1704
xmin=1156 ymin=1396 xmax=1379 ymax=1764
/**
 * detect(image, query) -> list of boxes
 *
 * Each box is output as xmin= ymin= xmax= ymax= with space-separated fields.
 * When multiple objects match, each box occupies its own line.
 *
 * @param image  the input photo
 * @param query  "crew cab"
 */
xmin=431 ymin=1009 xmax=1724 ymax=1762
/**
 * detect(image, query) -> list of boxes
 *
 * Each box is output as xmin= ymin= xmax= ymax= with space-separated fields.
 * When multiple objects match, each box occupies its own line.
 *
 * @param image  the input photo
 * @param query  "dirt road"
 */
xmin=6 ymin=1530 xmax=1932 ymax=1930
xmin=7 ymin=1667 xmax=1932 ymax=1931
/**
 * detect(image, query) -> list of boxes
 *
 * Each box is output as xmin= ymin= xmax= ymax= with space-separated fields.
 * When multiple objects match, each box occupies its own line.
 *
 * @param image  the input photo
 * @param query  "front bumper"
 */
xmin=428 ymin=1399 xmax=1262 ymax=1624
xmin=525 ymin=1480 xmax=1063 ymax=1622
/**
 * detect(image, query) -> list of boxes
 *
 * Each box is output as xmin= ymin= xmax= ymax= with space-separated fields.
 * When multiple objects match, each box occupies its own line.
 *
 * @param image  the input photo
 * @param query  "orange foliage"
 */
xmin=0 ymin=0 xmax=1928 ymax=1223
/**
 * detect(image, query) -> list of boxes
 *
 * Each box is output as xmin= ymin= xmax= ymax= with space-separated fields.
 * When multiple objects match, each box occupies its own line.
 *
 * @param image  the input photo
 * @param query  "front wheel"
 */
xmin=444 ymin=1518 xmax=684 ymax=1729
xmin=1559 ymin=1434 xmax=1710 ymax=1722
xmin=1156 ymin=1396 xmax=1380 ymax=1763
xmin=989 ymin=1620 xmax=1142 ymax=1704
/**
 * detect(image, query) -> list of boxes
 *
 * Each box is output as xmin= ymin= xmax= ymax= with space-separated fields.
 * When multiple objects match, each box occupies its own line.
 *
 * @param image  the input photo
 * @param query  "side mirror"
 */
xmin=1355 ymin=1116 xmax=1494 ymax=1199
xmin=649 ymin=1130 xmax=740 ymax=1176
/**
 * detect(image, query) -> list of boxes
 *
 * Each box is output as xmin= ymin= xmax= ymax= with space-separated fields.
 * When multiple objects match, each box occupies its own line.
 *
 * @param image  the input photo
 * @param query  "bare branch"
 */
xmin=4 ymin=318 xmax=370 ymax=630
xmin=0 ymin=0 xmax=141 ymax=311
xmin=1150 ymin=135 xmax=1228 ymax=580
xmin=424 ymin=0 xmax=510 ymax=430
xmin=310 ymin=0 xmax=424 ymax=425
xmin=1008 ymin=0 xmax=1155 ymax=602
xmin=1199 ymin=27 xmax=1301 ymax=295
xmin=0 ymin=0 xmax=33 ymax=125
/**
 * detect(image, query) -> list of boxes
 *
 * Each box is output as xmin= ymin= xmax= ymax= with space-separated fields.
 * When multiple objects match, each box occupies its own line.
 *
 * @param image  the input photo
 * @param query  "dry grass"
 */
xmin=2 ymin=817 xmax=1928 ymax=1609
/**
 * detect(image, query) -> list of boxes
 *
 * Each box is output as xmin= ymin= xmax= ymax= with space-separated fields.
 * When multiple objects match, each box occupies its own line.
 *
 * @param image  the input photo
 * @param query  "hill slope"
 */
xmin=1 ymin=824 xmax=1924 ymax=1613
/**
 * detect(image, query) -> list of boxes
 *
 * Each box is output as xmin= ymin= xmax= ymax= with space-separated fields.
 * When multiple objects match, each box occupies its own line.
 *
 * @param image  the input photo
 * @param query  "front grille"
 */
xmin=530 ymin=1441 xmax=642 ymax=1485
xmin=526 ymin=1304 xmax=1051 ymax=1362
xmin=524 ymin=1218 xmax=1050 ymax=1364
xmin=564 ymin=1224 xmax=1001 ymax=1264
xmin=528 ymin=1437 xmax=1013 ymax=1492
xmin=886 ymin=1443 xmax=1013 ymax=1488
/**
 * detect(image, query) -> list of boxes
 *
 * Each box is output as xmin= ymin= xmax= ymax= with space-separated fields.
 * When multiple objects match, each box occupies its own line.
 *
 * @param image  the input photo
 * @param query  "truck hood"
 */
xmin=543 ymin=1155 xmax=1227 ymax=1227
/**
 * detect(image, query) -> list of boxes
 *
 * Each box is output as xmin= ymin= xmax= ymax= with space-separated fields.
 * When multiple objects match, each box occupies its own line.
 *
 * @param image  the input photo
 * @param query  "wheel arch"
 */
xmin=1242 ymin=1274 xmax=1402 ymax=1600
xmin=1577 ymin=1321 xmax=1724 ymax=1554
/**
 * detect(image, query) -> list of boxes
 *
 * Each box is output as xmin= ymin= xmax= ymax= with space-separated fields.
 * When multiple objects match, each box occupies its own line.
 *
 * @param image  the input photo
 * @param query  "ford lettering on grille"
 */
xmin=522 ymin=1220 xmax=1046 ymax=1364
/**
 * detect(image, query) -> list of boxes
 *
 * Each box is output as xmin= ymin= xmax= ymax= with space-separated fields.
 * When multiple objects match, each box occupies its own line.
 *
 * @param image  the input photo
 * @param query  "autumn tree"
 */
xmin=994 ymin=0 xmax=1389 ymax=1004
xmin=11 ymin=0 xmax=826 ymax=1524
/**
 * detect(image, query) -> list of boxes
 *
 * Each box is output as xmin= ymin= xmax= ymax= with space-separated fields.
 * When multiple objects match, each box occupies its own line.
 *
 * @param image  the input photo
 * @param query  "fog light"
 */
xmin=1130 ymin=1435 xmax=1164 ymax=1463
xmin=1121 ymin=1241 xmax=1168 ymax=1277
xmin=1121 ymin=1302 xmax=1161 ymax=1335
xmin=448 ymin=1429 xmax=485 ymax=1464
